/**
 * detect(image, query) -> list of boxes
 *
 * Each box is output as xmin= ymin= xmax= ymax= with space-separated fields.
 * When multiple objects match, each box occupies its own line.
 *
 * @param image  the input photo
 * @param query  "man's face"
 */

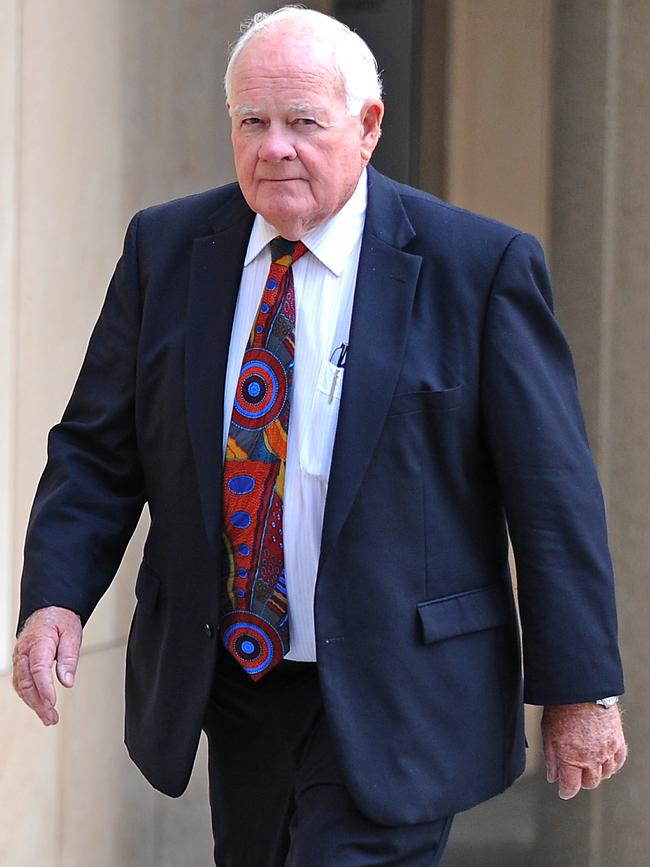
xmin=228 ymin=28 xmax=383 ymax=240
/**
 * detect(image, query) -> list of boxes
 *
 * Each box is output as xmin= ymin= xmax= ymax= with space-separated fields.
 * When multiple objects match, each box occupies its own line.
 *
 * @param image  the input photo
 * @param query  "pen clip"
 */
xmin=329 ymin=342 xmax=349 ymax=368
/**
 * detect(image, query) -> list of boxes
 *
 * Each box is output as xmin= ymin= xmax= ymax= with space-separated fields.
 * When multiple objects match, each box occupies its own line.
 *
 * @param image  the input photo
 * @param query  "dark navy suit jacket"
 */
xmin=19 ymin=167 xmax=624 ymax=824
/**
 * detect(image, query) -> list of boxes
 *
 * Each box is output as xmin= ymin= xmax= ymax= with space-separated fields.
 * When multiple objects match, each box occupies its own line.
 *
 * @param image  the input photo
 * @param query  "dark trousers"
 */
xmin=203 ymin=649 xmax=454 ymax=867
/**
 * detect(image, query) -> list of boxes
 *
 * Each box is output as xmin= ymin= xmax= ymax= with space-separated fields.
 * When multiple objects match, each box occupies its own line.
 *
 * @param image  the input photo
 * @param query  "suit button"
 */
xmin=204 ymin=623 xmax=214 ymax=639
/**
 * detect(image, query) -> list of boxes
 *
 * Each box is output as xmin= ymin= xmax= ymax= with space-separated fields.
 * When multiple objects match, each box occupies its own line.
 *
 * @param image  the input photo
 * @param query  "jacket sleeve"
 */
xmin=480 ymin=232 xmax=624 ymax=705
xmin=17 ymin=212 xmax=146 ymax=633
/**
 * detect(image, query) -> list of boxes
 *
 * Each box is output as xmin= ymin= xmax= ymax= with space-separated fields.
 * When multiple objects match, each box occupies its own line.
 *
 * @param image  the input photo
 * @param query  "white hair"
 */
xmin=224 ymin=5 xmax=383 ymax=115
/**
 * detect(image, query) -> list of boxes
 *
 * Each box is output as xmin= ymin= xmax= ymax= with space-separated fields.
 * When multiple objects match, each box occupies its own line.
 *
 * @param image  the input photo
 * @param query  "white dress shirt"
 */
xmin=222 ymin=170 xmax=367 ymax=660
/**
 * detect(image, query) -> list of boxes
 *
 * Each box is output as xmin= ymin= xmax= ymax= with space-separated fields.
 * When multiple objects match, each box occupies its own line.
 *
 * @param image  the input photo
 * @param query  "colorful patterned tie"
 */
xmin=220 ymin=237 xmax=308 ymax=680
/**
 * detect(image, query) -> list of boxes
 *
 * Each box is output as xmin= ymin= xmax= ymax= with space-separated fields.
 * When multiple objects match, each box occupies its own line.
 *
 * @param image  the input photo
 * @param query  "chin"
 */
xmin=259 ymin=204 xmax=314 ymax=232
xmin=255 ymin=183 xmax=308 ymax=206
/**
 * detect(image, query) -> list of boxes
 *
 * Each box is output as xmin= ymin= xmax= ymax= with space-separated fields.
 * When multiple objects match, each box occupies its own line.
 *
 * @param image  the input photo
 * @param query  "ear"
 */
xmin=359 ymin=100 xmax=384 ymax=163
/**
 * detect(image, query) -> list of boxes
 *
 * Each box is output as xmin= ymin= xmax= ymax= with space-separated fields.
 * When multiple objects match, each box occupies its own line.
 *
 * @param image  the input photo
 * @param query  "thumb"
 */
xmin=55 ymin=624 xmax=82 ymax=688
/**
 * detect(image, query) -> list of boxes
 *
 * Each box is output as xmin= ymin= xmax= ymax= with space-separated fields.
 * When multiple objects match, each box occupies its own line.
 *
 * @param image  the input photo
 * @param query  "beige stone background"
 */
xmin=1 ymin=1 xmax=647 ymax=865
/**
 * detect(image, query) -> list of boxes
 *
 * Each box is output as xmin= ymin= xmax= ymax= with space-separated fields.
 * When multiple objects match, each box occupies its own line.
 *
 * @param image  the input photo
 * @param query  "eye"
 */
xmin=241 ymin=117 xmax=263 ymax=127
xmin=293 ymin=118 xmax=318 ymax=126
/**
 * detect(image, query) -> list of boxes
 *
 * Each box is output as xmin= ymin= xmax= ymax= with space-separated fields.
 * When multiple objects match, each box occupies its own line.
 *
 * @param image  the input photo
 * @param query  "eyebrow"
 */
xmin=230 ymin=102 xmax=325 ymax=117
xmin=287 ymin=103 xmax=322 ymax=113
xmin=230 ymin=105 xmax=262 ymax=117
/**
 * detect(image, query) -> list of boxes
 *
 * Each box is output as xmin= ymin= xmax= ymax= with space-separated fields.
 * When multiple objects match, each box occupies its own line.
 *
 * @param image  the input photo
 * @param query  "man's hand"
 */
xmin=12 ymin=606 xmax=82 ymax=726
xmin=542 ymin=702 xmax=627 ymax=799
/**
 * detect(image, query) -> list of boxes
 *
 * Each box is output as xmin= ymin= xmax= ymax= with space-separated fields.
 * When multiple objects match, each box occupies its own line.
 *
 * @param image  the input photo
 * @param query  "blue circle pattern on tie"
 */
xmin=221 ymin=611 xmax=284 ymax=676
xmin=232 ymin=349 xmax=287 ymax=430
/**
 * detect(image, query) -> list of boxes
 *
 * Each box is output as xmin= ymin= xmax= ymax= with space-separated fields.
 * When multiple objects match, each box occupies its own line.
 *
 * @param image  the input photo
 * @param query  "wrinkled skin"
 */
xmin=13 ymin=606 xmax=82 ymax=726
xmin=542 ymin=702 xmax=627 ymax=798
xmin=228 ymin=24 xmax=383 ymax=240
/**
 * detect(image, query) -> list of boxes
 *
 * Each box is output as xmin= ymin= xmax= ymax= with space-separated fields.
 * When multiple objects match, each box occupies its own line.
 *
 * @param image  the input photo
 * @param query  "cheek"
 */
xmin=235 ymin=145 xmax=254 ymax=175
xmin=302 ymin=156 xmax=336 ymax=193
xmin=319 ymin=164 xmax=351 ymax=200
xmin=233 ymin=136 xmax=257 ymax=167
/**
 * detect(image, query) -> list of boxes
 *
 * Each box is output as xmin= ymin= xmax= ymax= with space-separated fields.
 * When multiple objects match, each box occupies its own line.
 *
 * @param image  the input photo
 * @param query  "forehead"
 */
xmin=230 ymin=28 xmax=344 ymax=104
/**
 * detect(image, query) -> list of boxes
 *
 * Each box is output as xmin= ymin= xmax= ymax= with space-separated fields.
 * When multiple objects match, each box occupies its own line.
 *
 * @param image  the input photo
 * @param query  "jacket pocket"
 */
xmin=388 ymin=384 xmax=462 ymax=417
xmin=417 ymin=584 xmax=508 ymax=644
xmin=134 ymin=560 xmax=162 ymax=612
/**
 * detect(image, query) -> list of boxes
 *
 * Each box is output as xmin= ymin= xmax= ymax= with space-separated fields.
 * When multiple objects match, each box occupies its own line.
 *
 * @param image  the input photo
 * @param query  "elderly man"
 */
xmin=14 ymin=7 xmax=626 ymax=866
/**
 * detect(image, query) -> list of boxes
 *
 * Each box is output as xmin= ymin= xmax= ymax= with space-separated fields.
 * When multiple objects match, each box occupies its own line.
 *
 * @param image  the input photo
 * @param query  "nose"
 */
xmin=257 ymin=124 xmax=296 ymax=162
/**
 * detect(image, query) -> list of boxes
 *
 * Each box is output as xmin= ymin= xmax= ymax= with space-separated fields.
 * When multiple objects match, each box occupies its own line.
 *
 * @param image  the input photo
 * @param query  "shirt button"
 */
xmin=204 ymin=623 xmax=214 ymax=639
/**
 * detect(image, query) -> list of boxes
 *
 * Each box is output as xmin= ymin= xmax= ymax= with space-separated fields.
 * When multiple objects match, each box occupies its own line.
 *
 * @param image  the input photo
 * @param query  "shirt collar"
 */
xmin=243 ymin=168 xmax=368 ymax=276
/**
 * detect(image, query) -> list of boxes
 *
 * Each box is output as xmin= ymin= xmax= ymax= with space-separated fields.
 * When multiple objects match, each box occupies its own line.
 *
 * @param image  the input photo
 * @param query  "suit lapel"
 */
xmin=319 ymin=169 xmax=422 ymax=563
xmin=184 ymin=189 xmax=254 ymax=551
xmin=184 ymin=173 xmax=422 ymax=559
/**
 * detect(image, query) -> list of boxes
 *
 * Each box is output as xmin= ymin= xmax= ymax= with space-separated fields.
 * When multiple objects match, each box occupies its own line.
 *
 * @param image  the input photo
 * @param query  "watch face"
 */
xmin=596 ymin=696 xmax=619 ymax=709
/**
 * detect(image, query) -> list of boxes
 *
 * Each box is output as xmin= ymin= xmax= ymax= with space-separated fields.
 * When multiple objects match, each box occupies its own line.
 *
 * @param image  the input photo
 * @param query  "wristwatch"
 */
xmin=595 ymin=696 xmax=620 ymax=709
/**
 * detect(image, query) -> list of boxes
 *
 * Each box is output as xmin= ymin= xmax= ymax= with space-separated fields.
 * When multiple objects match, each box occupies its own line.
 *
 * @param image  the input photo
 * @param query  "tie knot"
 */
xmin=270 ymin=237 xmax=308 ymax=266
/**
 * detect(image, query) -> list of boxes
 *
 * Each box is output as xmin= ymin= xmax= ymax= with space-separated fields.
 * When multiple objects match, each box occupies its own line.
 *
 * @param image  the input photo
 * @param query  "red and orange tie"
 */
xmin=220 ymin=237 xmax=307 ymax=680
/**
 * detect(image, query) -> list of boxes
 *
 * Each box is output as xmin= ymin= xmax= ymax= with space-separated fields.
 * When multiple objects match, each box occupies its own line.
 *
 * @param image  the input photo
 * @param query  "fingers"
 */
xmin=12 ymin=607 xmax=83 ymax=727
xmin=581 ymin=766 xmax=601 ymax=790
xmin=542 ymin=702 xmax=628 ymax=801
xmin=601 ymin=743 xmax=627 ymax=780
xmin=13 ymin=647 xmax=59 ymax=726
xmin=554 ymin=746 xmax=628 ymax=798
xmin=56 ymin=625 xmax=82 ymax=688
xmin=558 ymin=763 xmax=583 ymax=800
xmin=613 ymin=742 xmax=628 ymax=773
xmin=544 ymin=743 xmax=558 ymax=783
xmin=601 ymin=758 xmax=617 ymax=780
xmin=28 ymin=633 xmax=58 ymax=707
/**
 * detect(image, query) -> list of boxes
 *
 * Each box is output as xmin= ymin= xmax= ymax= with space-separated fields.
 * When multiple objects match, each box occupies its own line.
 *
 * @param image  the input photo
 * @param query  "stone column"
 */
xmin=537 ymin=2 xmax=650 ymax=864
